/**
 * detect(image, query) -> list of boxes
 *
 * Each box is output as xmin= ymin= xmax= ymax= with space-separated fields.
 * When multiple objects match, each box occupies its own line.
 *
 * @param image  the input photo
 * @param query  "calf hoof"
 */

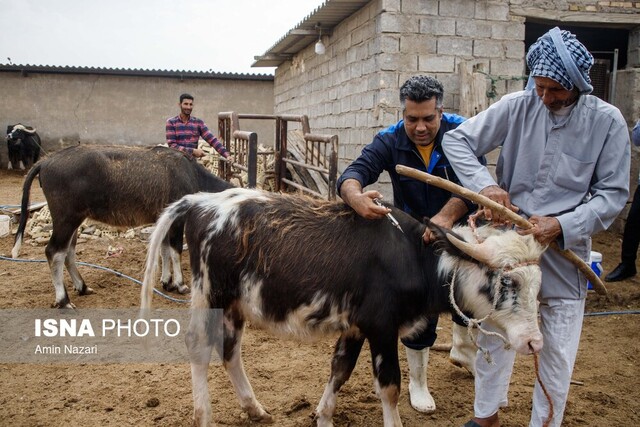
xmin=191 ymin=408 xmax=210 ymax=427
xmin=77 ymin=285 xmax=94 ymax=296
xmin=313 ymin=413 xmax=334 ymax=427
xmin=162 ymin=281 xmax=177 ymax=293
xmin=53 ymin=301 xmax=76 ymax=309
xmin=162 ymin=281 xmax=190 ymax=295
xmin=247 ymin=407 xmax=274 ymax=424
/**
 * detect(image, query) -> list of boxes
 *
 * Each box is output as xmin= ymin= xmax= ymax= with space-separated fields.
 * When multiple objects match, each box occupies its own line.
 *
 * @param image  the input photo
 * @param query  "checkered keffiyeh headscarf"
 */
xmin=526 ymin=27 xmax=594 ymax=94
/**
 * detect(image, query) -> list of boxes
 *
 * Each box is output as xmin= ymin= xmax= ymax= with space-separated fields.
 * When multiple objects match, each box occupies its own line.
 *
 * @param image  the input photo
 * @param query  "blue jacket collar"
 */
xmin=392 ymin=119 xmax=443 ymax=173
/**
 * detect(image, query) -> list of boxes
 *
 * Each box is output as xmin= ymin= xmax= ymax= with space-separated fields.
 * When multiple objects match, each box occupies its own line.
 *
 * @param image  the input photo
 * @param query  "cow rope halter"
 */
xmin=447 ymin=259 xmax=537 ymax=364
xmin=448 ymin=219 xmax=554 ymax=427
xmin=448 ymin=210 xmax=543 ymax=362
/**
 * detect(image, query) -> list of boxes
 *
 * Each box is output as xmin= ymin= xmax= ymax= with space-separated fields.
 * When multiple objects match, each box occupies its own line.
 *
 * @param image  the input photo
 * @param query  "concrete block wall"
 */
xmin=275 ymin=0 xmax=386 ymax=187
xmin=273 ymin=0 xmax=640 ymax=205
xmin=273 ymin=0 xmax=528 ymax=199
xmin=0 ymin=72 xmax=275 ymax=168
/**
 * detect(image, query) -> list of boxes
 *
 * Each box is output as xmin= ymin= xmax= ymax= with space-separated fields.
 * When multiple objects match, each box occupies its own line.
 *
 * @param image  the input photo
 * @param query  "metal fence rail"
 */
xmin=218 ymin=112 xmax=338 ymax=200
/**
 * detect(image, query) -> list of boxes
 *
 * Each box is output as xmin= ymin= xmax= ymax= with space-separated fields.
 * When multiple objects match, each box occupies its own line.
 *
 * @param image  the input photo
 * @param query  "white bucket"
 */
xmin=587 ymin=251 xmax=603 ymax=290
xmin=0 ymin=215 xmax=10 ymax=238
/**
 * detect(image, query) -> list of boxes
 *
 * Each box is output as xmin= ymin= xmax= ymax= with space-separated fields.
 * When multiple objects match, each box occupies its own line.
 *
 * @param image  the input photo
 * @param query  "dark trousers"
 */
xmin=621 ymin=185 xmax=640 ymax=265
xmin=401 ymin=312 xmax=467 ymax=350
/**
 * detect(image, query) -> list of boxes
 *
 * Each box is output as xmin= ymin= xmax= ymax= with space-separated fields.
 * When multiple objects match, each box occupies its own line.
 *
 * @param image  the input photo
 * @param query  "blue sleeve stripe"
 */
xmin=379 ymin=120 xmax=403 ymax=136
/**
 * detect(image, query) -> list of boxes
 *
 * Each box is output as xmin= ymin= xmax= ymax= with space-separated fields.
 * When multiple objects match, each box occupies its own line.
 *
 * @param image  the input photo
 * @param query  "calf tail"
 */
xmin=11 ymin=163 xmax=42 ymax=258
xmin=141 ymin=195 xmax=194 ymax=311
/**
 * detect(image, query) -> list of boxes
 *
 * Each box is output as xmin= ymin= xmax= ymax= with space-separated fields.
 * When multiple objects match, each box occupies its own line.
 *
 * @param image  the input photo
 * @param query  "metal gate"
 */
xmin=217 ymin=112 xmax=338 ymax=200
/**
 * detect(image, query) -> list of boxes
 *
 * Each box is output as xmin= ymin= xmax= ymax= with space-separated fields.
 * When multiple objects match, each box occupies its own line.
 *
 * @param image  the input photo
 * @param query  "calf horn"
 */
xmin=12 ymin=124 xmax=37 ymax=134
xmin=445 ymin=233 xmax=495 ymax=266
xmin=396 ymin=165 xmax=607 ymax=295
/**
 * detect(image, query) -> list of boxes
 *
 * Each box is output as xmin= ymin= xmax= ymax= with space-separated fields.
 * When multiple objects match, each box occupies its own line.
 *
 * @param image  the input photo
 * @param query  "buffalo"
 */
xmin=12 ymin=145 xmax=233 ymax=308
xmin=6 ymin=123 xmax=41 ymax=170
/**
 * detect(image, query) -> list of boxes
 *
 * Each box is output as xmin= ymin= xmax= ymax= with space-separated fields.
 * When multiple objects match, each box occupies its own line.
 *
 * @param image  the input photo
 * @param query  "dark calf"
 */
xmin=6 ymin=124 xmax=41 ymax=170
xmin=12 ymin=145 xmax=233 ymax=308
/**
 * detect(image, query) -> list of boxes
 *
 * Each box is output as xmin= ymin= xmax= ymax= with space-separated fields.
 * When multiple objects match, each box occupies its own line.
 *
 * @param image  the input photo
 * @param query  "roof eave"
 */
xmin=251 ymin=0 xmax=371 ymax=68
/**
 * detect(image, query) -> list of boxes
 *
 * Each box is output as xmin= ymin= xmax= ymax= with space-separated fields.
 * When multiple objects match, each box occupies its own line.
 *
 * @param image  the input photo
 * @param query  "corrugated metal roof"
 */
xmin=0 ymin=64 xmax=274 ymax=81
xmin=252 ymin=0 xmax=370 ymax=67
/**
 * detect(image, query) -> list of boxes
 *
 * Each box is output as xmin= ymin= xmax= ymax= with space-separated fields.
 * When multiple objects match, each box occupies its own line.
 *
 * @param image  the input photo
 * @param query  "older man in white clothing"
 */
xmin=443 ymin=27 xmax=630 ymax=427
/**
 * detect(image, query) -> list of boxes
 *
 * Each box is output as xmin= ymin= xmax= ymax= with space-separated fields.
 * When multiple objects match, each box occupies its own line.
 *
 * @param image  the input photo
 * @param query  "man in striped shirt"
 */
xmin=166 ymin=93 xmax=231 ymax=160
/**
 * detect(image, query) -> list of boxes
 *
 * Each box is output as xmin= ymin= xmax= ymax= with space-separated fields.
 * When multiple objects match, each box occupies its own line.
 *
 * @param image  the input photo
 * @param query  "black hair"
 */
xmin=399 ymin=75 xmax=444 ymax=109
xmin=180 ymin=93 xmax=194 ymax=103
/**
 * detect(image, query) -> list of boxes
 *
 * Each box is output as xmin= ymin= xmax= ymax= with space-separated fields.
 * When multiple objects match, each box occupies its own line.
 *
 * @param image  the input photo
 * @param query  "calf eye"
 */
xmin=498 ymin=276 xmax=522 ymax=307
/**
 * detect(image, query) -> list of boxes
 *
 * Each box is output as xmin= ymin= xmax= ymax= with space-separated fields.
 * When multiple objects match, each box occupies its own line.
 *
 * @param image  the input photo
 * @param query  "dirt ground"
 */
xmin=0 ymin=167 xmax=638 ymax=427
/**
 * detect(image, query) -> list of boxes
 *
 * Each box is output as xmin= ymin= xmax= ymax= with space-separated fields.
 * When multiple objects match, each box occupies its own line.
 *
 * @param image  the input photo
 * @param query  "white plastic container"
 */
xmin=587 ymin=251 xmax=603 ymax=291
xmin=0 ymin=215 xmax=10 ymax=238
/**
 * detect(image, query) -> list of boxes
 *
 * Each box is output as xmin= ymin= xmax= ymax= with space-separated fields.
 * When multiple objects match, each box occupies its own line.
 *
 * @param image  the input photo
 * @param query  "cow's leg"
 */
xmin=223 ymin=308 xmax=273 ymax=423
xmin=169 ymin=247 xmax=185 ymax=292
xmin=18 ymin=160 xmax=25 ymax=170
xmin=159 ymin=235 xmax=174 ymax=291
xmin=161 ymin=221 xmax=188 ymax=293
xmin=45 ymin=220 xmax=82 ymax=308
xmin=64 ymin=232 xmax=93 ymax=296
xmin=315 ymin=331 xmax=365 ymax=427
xmin=8 ymin=150 xmax=18 ymax=170
xmin=369 ymin=337 xmax=403 ymax=427
xmin=186 ymin=306 xmax=215 ymax=427
xmin=169 ymin=221 xmax=188 ymax=293
xmin=160 ymin=238 xmax=174 ymax=291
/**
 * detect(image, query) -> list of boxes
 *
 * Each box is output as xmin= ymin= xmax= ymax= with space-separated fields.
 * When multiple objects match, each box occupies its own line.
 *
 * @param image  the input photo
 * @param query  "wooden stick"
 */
xmin=396 ymin=165 xmax=607 ymax=295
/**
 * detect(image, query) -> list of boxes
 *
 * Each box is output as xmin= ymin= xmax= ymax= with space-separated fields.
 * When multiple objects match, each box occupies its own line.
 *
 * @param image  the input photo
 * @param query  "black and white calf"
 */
xmin=141 ymin=188 xmax=546 ymax=427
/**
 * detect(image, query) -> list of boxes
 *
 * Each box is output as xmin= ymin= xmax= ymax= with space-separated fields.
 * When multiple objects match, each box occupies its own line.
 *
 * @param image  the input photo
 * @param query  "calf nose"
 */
xmin=527 ymin=334 xmax=544 ymax=354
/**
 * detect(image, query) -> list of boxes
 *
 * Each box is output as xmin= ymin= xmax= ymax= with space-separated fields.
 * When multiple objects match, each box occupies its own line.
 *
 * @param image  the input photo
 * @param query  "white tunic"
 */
xmin=442 ymin=89 xmax=630 ymax=299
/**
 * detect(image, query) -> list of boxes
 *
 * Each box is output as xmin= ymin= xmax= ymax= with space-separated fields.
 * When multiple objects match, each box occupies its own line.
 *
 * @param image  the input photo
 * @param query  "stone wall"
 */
xmin=0 ymin=71 xmax=275 ymax=167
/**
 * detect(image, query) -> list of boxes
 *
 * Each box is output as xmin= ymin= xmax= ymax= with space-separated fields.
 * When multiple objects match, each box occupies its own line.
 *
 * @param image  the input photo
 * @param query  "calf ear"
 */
xmin=424 ymin=218 xmax=467 ymax=242
xmin=424 ymin=218 xmax=448 ymax=241
xmin=424 ymin=218 xmax=477 ymax=263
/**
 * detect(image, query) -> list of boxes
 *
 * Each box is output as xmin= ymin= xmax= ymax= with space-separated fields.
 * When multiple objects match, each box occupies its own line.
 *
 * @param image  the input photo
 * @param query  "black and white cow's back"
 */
xmin=142 ymin=188 xmax=546 ymax=427
xmin=199 ymin=191 xmax=438 ymax=335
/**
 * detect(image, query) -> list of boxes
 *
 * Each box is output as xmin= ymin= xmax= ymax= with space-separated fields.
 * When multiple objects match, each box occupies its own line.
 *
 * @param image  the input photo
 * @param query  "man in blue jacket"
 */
xmin=337 ymin=75 xmax=479 ymax=414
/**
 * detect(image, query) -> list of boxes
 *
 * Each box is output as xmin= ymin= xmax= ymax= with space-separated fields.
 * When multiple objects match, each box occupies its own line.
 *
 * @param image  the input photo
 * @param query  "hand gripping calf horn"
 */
xmin=396 ymin=164 xmax=607 ymax=295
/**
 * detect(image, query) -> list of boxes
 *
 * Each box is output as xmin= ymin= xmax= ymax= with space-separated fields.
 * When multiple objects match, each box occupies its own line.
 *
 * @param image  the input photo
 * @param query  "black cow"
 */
xmin=6 ymin=124 xmax=41 ymax=170
xmin=12 ymin=145 xmax=233 ymax=308
xmin=141 ymin=188 xmax=547 ymax=427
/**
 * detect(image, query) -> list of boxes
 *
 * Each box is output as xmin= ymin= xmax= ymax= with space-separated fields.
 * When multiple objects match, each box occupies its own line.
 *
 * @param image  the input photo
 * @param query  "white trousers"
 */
xmin=474 ymin=298 xmax=586 ymax=427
